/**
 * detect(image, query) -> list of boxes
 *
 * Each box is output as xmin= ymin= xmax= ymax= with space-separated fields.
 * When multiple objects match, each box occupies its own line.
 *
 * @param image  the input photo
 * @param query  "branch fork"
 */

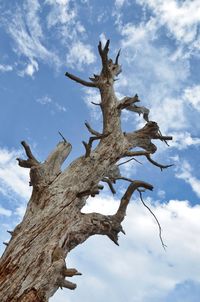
xmin=83 ymin=122 xmax=110 ymax=157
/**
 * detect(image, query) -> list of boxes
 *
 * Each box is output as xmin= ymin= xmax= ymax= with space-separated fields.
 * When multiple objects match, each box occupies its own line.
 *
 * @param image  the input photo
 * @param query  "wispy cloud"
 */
xmin=112 ymin=15 xmax=200 ymax=153
xmin=66 ymin=41 xmax=96 ymax=70
xmin=0 ymin=206 xmax=12 ymax=217
xmin=170 ymin=131 xmax=200 ymax=150
xmin=136 ymin=0 xmax=200 ymax=53
xmin=2 ymin=0 xmax=61 ymax=76
xmin=83 ymin=88 xmax=102 ymax=120
xmin=0 ymin=64 xmax=13 ymax=72
xmin=36 ymin=95 xmax=67 ymax=112
xmin=1 ymin=0 xmax=96 ymax=76
xmin=45 ymin=0 xmax=77 ymax=29
xmin=183 ymin=85 xmax=200 ymax=112
xmin=0 ymin=148 xmax=31 ymax=200
xmin=175 ymin=159 xmax=200 ymax=198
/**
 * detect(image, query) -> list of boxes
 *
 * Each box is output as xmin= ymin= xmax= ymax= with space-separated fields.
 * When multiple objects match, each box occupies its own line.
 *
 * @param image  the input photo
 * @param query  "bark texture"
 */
xmin=0 ymin=40 xmax=172 ymax=302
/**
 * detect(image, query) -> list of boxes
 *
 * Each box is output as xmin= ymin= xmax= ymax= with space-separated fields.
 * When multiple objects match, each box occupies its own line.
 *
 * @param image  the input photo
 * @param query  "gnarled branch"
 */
xmin=98 ymin=40 xmax=110 ymax=75
xmin=17 ymin=141 xmax=39 ymax=168
xmin=83 ymin=125 xmax=110 ymax=157
xmin=114 ymin=181 xmax=154 ymax=223
xmin=102 ymin=177 xmax=116 ymax=194
xmin=117 ymin=95 xmax=140 ymax=110
xmin=146 ymin=154 xmax=174 ymax=171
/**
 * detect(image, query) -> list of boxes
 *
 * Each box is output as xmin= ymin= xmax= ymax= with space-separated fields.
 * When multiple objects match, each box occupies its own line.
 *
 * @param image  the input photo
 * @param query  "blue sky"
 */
xmin=0 ymin=0 xmax=200 ymax=301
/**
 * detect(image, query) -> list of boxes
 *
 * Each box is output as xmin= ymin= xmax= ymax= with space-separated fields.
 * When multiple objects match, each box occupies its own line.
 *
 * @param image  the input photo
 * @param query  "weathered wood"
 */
xmin=0 ymin=40 xmax=172 ymax=302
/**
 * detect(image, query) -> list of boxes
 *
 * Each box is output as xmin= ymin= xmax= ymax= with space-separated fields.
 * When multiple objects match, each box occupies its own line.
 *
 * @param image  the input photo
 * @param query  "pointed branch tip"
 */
xmin=65 ymin=72 xmax=97 ymax=88
xmin=58 ymin=131 xmax=67 ymax=142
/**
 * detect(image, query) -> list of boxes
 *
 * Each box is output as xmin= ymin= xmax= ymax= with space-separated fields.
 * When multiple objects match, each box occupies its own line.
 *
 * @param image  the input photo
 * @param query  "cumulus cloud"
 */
xmin=112 ymin=16 xmax=200 ymax=153
xmin=0 ymin=147 xmax=199 ymax=302
xmin=51 ymin=195 xmax=200 ymax=302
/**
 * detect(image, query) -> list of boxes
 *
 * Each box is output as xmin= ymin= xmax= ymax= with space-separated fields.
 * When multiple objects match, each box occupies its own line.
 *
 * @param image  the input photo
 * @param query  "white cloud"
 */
xmin=115 ymin=20 xmax=189 ymax=136
xmin=36 ymin=95 xmax=67 ymax=112
xmin=150 ymin=97 xmax=186 ymax=133
xmin=37 ymin=95 xmax=52 ymax=105
xmin=51 ymin=195 xmax=200 ymax=302
xmin=0 ymin=64 xmax=13 ymax=72
xmin=183 ymin=85 xmax=200 ymax=112
xmin=45 ymin=0 xmax=86 ymax=46
xmin=175 ymin=160 xmax=200 ymax=198
xmin=170 ymin=131 xmax=200 ymax=150
xmin=115 ymin=0 xmax=127 ymax=9
xmin=0 ymin=148 xmax=31 ymax=200
xmin=83 ymin=88 xmax=102 ymax=120
xmin=45 ymin=0 xmax=76 ymax=28
xmin=137 ymin=0 xmax=200 ymax=46
xmin=0 ymin=206 xmax=12 ymax=217
xmin=3 ymin=0 xmax=61 ymax=75
xmin=19 ymin=59 xmax=39 ymax=77
xmin=66 ymin=41 xmax=96 ymax=70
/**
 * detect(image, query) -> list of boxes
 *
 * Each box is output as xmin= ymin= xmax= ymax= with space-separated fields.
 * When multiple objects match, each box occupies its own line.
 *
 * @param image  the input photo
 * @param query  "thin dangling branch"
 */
xmin=137 ymin=189 xmax=167 ymax=250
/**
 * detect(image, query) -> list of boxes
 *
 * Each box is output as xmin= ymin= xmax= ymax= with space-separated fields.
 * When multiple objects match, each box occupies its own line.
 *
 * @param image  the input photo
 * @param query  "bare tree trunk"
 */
xmin=0 ymin=40 xmax=172 ymax=302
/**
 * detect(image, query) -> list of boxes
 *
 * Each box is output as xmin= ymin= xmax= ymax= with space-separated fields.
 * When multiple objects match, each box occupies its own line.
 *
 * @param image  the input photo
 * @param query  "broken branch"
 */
xmin=46 ymin=141 xmax=72 ymax=174
xmin=85 ymin=121 xmax=101 ymax=136
xmin=65 ymin=72 xmax=97 ymax=88
xmin=17 ymin=141 xmax=39 ymax=168
xmin=117 ymin=95 xmax=140 ymax=110
xmin=124 ymin=150 xmax=150 ymax=157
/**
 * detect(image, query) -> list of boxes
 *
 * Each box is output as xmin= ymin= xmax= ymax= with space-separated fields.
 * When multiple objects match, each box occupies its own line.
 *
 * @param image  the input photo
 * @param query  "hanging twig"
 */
xmin=137 ymin=189 xmax=167 ymax=250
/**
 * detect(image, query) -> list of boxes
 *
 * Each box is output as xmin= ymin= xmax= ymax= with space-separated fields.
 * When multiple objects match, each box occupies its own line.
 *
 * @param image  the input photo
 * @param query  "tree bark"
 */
xmin=0 ymin=40 xmax=172 ymax=302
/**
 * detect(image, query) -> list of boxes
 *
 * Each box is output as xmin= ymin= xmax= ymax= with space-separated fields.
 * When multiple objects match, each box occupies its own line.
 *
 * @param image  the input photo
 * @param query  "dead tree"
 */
xmin=0 ymin=40 xmax=172 ymax=302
